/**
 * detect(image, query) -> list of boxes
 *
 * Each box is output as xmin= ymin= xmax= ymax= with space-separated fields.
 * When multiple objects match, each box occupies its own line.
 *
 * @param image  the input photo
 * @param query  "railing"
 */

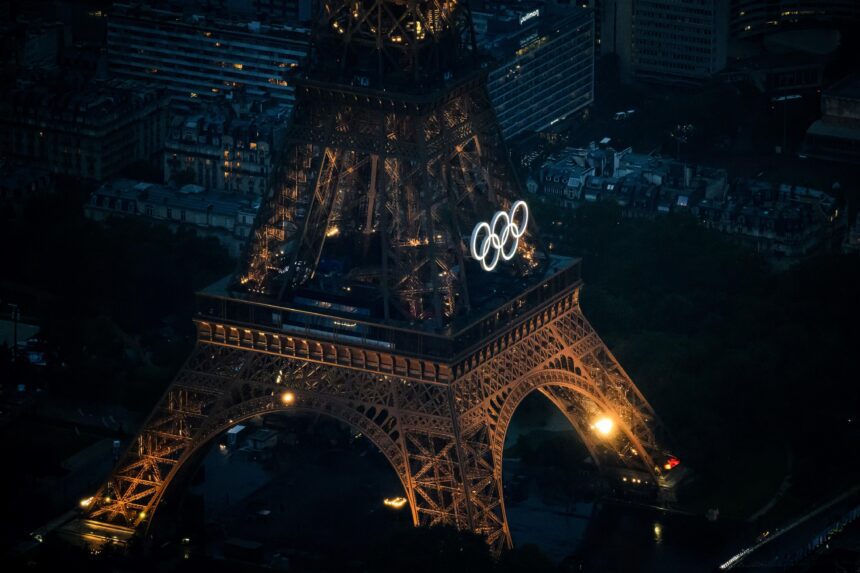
xmin=195 ymin=257 xmax=582 ymax=363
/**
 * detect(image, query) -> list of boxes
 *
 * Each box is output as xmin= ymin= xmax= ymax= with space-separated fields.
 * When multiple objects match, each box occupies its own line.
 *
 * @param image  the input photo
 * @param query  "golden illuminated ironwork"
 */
xmin=237 ymin=59 xmax=542 ymax=323
xmin=79 ymin=281 xmax=674 ymax=554
xmin=316 ymin=0 xmax=468 ymax=89
xmin=74 ymin=0 xmax=675 ymax=557
xmin=384 ymin=497 xmax=408 ymax=509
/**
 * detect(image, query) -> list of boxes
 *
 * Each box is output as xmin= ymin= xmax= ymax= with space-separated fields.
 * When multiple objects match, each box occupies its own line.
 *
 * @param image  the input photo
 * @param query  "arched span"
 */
xmin=94 ymin=388 xmax=418 ymax=535
xmin=491 ymin=368 xmax=658 ymax=482
xmin=79 ymin=297 xmax=672 ymax=557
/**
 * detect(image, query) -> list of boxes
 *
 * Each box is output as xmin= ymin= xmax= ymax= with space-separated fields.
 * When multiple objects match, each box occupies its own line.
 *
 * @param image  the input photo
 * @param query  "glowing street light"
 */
xmin=281 ymin=391 xmax=295 ymax=405
xmin=383 ymin=497 xmax=408 ymax=509
xmin=591 ymin=416 xmax=614 ymax=436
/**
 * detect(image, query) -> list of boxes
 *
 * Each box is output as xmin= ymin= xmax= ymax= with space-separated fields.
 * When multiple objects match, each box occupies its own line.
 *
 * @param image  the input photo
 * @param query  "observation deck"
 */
xmin=196 ymin=255 xmax=581 ymax=375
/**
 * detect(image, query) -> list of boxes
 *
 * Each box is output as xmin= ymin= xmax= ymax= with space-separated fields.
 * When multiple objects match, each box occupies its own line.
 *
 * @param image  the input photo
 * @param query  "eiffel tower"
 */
xmin=72 ymin=0 xmax=677 ymax=554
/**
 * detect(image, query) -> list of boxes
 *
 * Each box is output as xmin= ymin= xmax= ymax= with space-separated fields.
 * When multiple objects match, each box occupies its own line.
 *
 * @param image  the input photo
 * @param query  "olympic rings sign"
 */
xmin=469 ymin=200 xmax=529 ymax=272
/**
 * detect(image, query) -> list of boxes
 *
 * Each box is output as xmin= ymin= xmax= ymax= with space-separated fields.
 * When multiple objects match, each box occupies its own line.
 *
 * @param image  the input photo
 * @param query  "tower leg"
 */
xmin=73 ymin=297 xmax=671 ymax=556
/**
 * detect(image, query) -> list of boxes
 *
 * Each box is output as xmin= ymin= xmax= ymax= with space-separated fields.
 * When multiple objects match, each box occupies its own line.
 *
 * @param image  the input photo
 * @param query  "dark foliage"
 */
xmin=0 ymin=189 xmax=233 ymax=408
xmin=537 ymin=200 xmax=860 ymax=516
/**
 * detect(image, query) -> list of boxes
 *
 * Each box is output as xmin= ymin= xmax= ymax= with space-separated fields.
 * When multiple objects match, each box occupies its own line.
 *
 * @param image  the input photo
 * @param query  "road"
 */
xmin=719 ymin=486 xmax=860 ymax=569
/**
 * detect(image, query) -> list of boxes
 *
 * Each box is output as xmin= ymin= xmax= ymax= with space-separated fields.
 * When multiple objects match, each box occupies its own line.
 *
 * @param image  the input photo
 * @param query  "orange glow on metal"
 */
xmin=383 ymin=497 xmax=408 ymax=509
xmin=591 ymin=416 xmax=614 ymax=436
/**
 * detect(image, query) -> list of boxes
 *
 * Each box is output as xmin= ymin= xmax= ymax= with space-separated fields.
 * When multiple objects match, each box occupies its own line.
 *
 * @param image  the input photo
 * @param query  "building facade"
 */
xmin=474 ymin=2 xmax=594 ymax=139
xmin=730 ymin=0 xmax=860 ymax=39
xmin=0 ymin=78 xmax=168 ymax=180
xmin=106 ymin=2 xmax=309 ymax=109
xmin=212 ymin=0 xmax=313 ymax=23
xmin=0 ymin=19 xmax=65 ymax=73
xmin=803 ymin=75 xmax=860 ymax=164
xmin=85 ymin=179 xmax=260 ymax=257
xmin=599 ymin=0 xmax=728 ymax=86
xmin=164 ymin=95 xmax=290 ymax=196
xmin=534 ymin=143 xmax=838 ymax=258
xmin=695 ymin=180 xmax=840 ymax=258
xmin=631 ymin=0 xmax=728 ymax=86
xmin=538 ymin=143 xmax=727 ymax=207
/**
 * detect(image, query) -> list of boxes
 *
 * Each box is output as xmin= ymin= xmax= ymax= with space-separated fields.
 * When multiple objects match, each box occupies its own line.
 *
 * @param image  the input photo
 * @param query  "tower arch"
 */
xmin=83 ymin=345 xmax=421 ymax=533
xmin=148 ymin=395 xmax=418 ymax=535
xmin=68 ymin=0 xmax=676 ymax=556
xmin=491 ymin=368 xmax=661 ymax=484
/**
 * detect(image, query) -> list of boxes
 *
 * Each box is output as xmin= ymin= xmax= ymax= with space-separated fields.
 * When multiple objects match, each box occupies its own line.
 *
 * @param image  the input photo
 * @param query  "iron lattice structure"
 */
xmin=75 ymin=0 xmax=676 ymax=554
xmin=239 ymin=75 xmax=539 ymax=325
xmin=313 ymin=0 xmax=475 ymax=90
xmin=81 ymin=278 xmax=671 ymax=553
xmin=238 ymin=0 xmax=533 ymax=326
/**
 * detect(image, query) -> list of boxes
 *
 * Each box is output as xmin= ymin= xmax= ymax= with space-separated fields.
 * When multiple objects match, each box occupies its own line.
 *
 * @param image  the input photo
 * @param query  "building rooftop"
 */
xmin=807 ymin=120 xmax=860 ymax=141
xmin=93 ymin=179 xmax=260 ymax=217
xmin=825 ymin=75 xmax=860 ymax=101
xmin=0 ymin=163 xmax=51 ymax=192
xmin=168 ymin=95 xmax=290 ymax=148
xmin=112 ymin=2 xmax=310 ymax=36
xmin=1 ymin=77 xmax=166 ymax=127
xmin=472 ymin=1 xmax=591 ymax=63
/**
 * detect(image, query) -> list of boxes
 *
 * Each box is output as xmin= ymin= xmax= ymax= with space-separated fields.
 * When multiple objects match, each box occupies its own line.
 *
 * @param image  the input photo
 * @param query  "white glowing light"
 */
xmin=519 ymin=9 xmax=540 ymax=25
xmin=470 ymin=201 xmax=529 ymax=272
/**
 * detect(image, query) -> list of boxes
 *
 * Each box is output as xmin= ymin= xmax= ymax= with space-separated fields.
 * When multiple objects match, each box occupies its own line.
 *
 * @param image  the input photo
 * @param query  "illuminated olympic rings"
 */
xmin=469 ymin=200 xmax=529 ymax=272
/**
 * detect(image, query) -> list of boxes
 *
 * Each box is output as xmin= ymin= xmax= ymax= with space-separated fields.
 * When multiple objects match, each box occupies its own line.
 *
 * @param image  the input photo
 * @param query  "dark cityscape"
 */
xmin=1 ymin=1 xmax=859 ymax=572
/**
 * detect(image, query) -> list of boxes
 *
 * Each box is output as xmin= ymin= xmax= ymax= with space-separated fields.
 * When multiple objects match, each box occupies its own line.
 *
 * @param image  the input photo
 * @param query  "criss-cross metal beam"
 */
xmin=70 ymin=1 xmax=676 ymax=557
xmin=77 ymin=279 xmax=675 ymax=555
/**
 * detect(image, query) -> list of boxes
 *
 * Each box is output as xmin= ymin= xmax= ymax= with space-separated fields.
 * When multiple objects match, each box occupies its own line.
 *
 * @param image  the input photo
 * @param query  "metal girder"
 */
xmin=76 ymin=2 xmax=672 ymax=555
xmin=238 ymin=79 xmax=539 ymax=324
xmin=79 ymin=287 xmax=673 ymax=556
xmin=315 ymin=0 xmax=476 ymax=90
